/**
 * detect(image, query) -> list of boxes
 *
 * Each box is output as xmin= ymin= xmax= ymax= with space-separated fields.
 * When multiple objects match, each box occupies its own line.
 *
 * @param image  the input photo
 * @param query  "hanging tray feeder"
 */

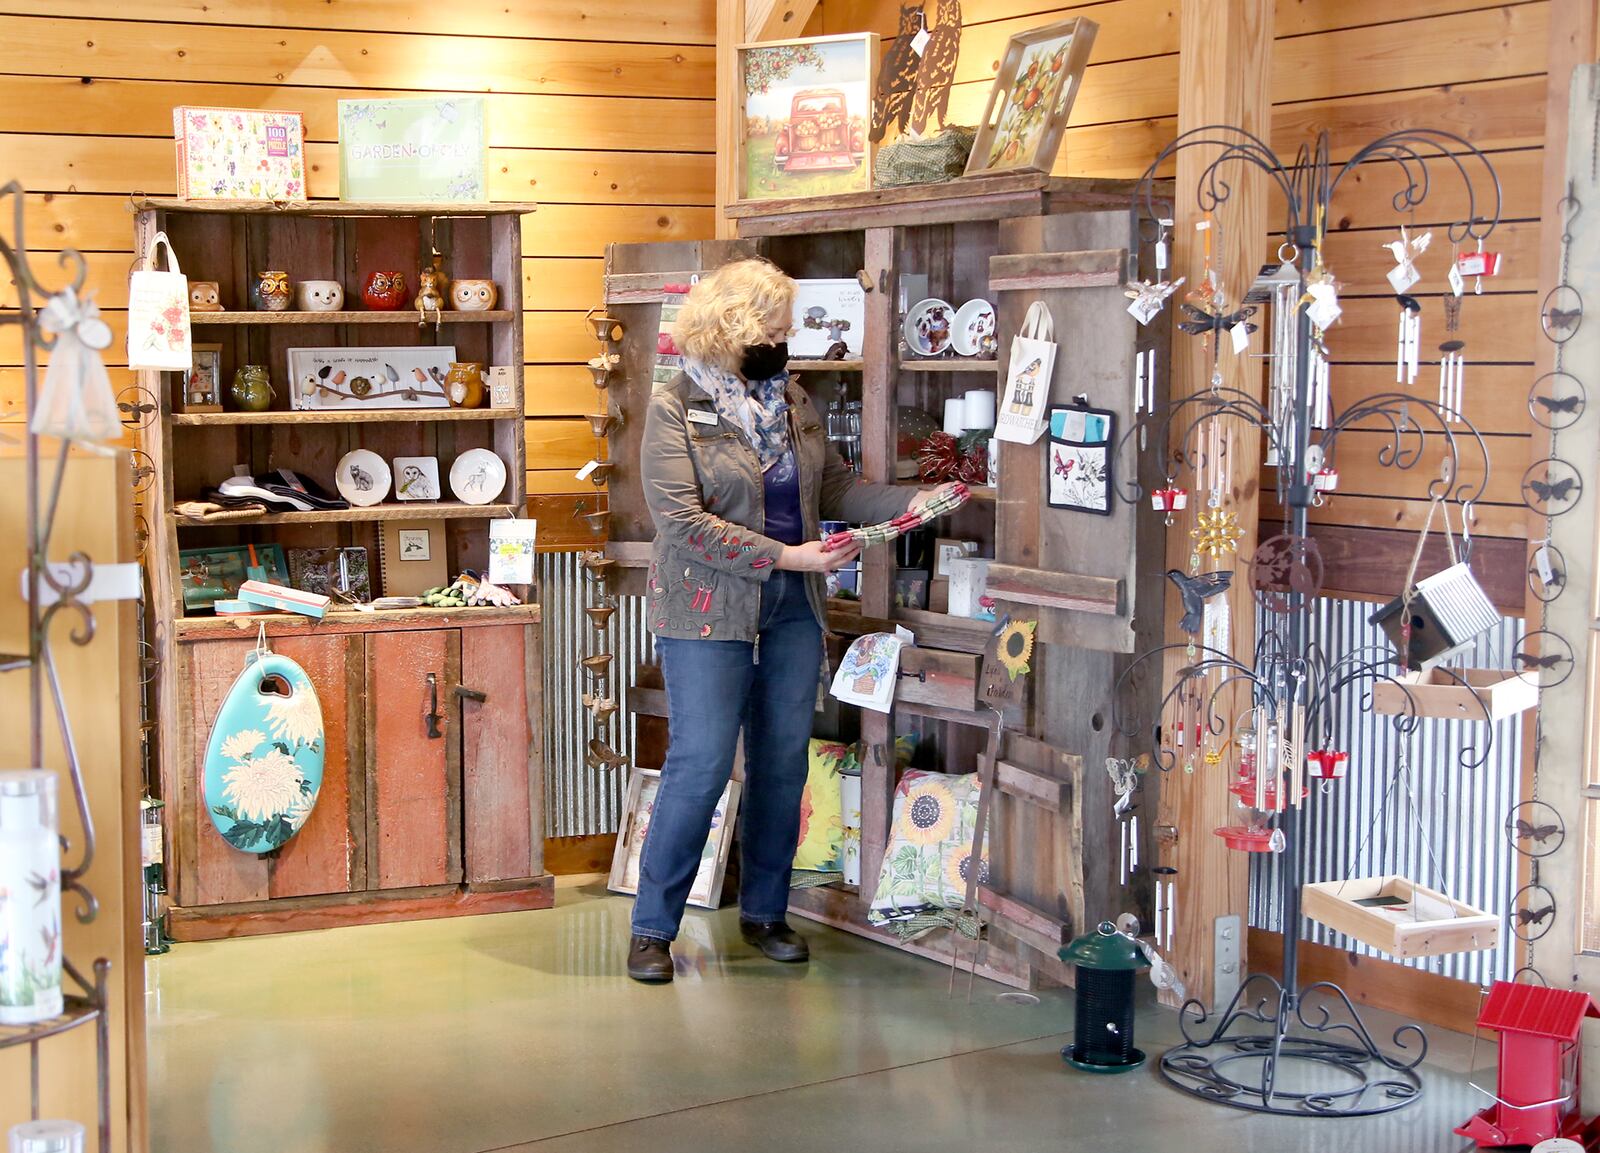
xmin=1372 ymin=667 xmax=1537 ymax=722
xmin=1302 ymin=875 xmax=1499 ymax=958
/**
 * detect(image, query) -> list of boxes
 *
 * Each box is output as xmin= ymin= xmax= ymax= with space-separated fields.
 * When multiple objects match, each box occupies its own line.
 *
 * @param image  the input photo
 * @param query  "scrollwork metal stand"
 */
xmin=1113 ymin=129 xmax=1503 ymax=1115
xmin=0 ymin=181 xmax=113 ymax=1150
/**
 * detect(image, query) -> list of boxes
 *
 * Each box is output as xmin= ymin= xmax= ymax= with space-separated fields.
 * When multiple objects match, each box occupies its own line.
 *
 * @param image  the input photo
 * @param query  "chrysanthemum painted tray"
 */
xmin=202 ymin=651 xmax=325 ymax=854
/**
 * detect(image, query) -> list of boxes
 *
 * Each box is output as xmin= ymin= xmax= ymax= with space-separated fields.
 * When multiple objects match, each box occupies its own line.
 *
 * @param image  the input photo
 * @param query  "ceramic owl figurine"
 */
xmin=363 ymin=271 xmax=407 ymax=311
xmin=414 ymin=268 xmax=447 ymax=317
xmin=451 ymin=279 xmax=498 ymax=311
xmin=189 ymin=281 xmax=224 ymax=312
xmin=255 ymin=270 xmax=291 ymax=312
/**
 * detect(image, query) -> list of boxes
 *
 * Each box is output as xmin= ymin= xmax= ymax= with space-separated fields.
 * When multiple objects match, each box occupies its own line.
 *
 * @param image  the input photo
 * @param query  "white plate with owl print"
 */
xmin=449 ymin=449 xmax=507 ymax=505
xmin=951 ymin=299 xmax=996 ymax=356
xmin=335 ymin=449 xmax=391 ymax=507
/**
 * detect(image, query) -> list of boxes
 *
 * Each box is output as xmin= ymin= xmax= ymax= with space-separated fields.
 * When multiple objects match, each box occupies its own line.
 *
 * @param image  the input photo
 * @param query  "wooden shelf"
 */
xmin=899 ymin=359 xmax=998 ymax=373
xmin=191 ymin=310 xmax=515 ymax=326
xmin=173 ymin=603 xmax=541 ymax=640
xmin=173 ymin=501 xmax=518 ymax=526
xmin=172 ymin=408 xmax=515 ymax=426
xmin=827 ymin=599 xmax=994 ymax=655
xmin=787 ymin=358 xmax=864 ymax=372
xmin=134 ymin=198 xmax=537 ymax=217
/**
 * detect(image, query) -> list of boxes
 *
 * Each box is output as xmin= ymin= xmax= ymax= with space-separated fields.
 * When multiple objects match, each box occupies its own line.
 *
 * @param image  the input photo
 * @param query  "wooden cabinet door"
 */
xmin=184 ymin=633 xmax=364 ymax=907
xmin=460 ymin=624 xmax=537 ymax=883
xmin=365 ymin=629 xmax=462 ymax=889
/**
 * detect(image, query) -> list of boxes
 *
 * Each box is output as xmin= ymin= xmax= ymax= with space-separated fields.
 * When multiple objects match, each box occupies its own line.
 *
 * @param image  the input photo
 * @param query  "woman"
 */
xmin=629 ymin=258 xmax=952 ymax=982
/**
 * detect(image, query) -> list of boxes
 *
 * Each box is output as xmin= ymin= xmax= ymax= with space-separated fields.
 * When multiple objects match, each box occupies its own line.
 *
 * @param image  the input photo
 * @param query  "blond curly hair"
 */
xmin=673 ymin=259 xmax=795 ymax=373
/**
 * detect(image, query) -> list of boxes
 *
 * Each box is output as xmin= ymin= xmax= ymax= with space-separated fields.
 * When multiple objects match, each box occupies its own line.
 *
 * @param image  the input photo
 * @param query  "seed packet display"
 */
xmin=1046 ymin=403 xmax=1115 ymax=516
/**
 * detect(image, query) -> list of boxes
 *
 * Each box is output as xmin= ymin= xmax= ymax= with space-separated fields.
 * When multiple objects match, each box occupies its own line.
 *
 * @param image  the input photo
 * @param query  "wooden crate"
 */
xmin=1302 ymin=875 xmax=1499 ymax=958
xmin=1371 ymin=667 xmax=1538 ymax=721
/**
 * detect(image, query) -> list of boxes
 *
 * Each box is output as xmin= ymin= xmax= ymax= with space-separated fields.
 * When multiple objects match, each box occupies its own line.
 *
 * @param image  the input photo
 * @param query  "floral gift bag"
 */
xmin=126 ymin=231 xmax=193 ymax=372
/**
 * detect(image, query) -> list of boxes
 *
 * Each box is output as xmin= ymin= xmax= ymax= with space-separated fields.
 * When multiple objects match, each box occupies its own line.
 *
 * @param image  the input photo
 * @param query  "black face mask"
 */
xmin=739 ymin=340 xmax=789 ymax=382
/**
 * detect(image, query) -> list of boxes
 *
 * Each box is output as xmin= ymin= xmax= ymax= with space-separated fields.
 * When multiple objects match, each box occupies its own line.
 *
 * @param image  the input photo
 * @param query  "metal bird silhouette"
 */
xmin=1166 ymin=569 xmax=1232 ymax=635
xmin=871 ymin=3 xmax=925 ymax=142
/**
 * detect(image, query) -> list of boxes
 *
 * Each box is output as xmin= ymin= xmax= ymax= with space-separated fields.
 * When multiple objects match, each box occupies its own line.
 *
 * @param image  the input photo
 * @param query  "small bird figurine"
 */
xmin=1166 ymin=569 xmax=1233 ymax=635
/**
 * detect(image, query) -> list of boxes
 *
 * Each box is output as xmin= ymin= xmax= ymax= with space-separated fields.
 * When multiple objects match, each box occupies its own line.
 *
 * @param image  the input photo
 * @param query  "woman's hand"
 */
xmin=778 ymin=539 xmax=863 ymax=572
xmin=907 ymin=482 xmax=963 ymax=515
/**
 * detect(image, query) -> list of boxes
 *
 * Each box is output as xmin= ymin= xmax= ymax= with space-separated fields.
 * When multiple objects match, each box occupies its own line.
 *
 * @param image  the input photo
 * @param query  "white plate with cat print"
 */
xmin=335 ymin=449 xmax=391 ymax=507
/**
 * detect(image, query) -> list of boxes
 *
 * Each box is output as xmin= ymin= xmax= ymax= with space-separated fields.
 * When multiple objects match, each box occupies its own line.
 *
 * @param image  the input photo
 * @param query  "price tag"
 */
xmin=1229 ymin=322 xmax=1251 ymax=354
xmin=1535 ymin=544 xmax=1556 ymax=588
xmin=1448 ymin=261 xmax=1466 ymax=297
xmin=575 ymin=459 xmax=601 ymax=480
xmin=1155 ymin=240 xmax=1168 ymax=271
xmin=1386 ymin=262 xmax=1420 ymax=294
xmin=910 ymin=24 xmax=930 ymax=55
xmin=1194 ymin=219 xmax=1211 ymax=232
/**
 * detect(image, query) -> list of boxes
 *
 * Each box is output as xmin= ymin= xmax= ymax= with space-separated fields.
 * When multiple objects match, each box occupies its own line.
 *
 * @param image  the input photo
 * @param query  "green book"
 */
xmin=338 ymin=97 xmax=488 ymax=202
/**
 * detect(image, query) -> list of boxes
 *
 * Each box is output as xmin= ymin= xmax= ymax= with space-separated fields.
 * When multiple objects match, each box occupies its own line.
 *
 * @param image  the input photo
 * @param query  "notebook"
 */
xmin=377 ymin=520 xmax=449 ymax=596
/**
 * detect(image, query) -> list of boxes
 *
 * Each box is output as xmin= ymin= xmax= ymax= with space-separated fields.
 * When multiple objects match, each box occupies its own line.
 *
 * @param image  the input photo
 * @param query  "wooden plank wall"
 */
xmin=0 ymin=0 xmax=719 ymax=544
xmin=819 ymin=0 xmax=1546 ymax=610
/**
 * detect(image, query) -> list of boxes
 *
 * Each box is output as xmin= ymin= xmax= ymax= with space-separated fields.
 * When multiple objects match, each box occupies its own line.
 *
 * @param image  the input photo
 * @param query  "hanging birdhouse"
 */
xmin=1306 ymin=750 xmax=1348 ymax=779
xmin=1455 ymin=981 xmax=1600 ymax=1149
xmin=1059 ymin=923 xmax=1150 ymax=1074
xmin=1370 ymin=562 xmax=1502 ymax=670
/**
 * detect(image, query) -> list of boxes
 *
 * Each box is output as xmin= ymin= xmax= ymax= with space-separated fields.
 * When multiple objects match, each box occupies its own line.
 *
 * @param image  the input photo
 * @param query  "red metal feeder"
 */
xmin=1455 ymin=981 xmax=1600 ymax=1149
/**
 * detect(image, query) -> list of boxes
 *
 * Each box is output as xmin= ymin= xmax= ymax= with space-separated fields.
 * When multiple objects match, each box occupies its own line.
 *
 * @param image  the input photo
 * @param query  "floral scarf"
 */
xmin=685 ymin=358 xmax=791 ymax=472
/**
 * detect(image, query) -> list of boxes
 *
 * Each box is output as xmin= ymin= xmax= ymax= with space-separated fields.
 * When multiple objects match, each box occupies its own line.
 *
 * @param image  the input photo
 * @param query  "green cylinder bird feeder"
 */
xmin=1060 ymin=921 xmax=1151 ymax=1073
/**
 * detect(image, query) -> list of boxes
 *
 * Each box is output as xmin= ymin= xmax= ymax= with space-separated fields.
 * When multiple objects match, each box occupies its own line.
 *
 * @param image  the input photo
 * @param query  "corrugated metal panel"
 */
xmin=1251 ymin=595 xmax=1523 ymax=986
xmin=539 ymin=551 xmax=655 ymax=838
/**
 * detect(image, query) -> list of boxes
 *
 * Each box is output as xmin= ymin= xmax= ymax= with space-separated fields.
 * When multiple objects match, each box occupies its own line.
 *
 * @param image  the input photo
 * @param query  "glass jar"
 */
xmin=0 ymin=771 xmax=61 ymax=1024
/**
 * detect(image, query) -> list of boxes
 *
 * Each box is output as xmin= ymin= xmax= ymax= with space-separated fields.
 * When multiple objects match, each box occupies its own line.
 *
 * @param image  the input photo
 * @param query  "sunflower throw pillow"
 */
xmin=793 ymin=739 xmax=850 ymax=872
xmin=867 ymin=770 xmax=988 ymax=925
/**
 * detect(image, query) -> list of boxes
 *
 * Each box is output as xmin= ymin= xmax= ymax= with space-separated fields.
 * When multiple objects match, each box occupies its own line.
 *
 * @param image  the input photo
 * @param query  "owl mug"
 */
xmin=255 ymin=270 xmax=291 ymax=312
xmin=297 ymin=280 xmax=344 ymax=311
xmin=451 ymin=279 xmax=498 ymax=312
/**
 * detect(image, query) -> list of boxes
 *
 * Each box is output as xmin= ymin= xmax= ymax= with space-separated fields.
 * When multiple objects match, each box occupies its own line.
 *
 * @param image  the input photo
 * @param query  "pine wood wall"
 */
xmin=817 ymin=0 xmax=1545 ymax=608
xmin=0 ymin=1 xmax=719 ymax=540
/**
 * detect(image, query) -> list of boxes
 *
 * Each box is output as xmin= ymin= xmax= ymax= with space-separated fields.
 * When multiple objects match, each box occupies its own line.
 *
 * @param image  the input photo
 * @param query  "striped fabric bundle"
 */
xmin=820 ymin=483 xmax=970 ymax=553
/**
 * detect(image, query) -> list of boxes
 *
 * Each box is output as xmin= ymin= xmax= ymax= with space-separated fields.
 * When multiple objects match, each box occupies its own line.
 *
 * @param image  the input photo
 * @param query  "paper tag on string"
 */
xmin=910 ymin=24 xmax=931 ymax=54
xmin=1535 ymin=545 xmax=1555 ymax=588
xmin=1155 ymin=240 xmax=1168 ymax=271
xmin=575 ymin=459 xmax=601 ymax=480
xmin=489 ymin=518 xmax=538 ymax=585
xmin=1203 ymin=595 xmax=1230 ymax=655
xmin=1448 ymin=261 xmax=1466 ymax=297
xmin=1229 ymin=322 xmax=1251 ymax=355
xmin=1386 ymin=262 xmax=1420 ymax=294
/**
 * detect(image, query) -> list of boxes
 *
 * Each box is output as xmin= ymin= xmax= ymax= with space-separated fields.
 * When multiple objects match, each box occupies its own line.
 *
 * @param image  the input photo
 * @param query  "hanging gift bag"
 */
xmin=30 ymin=288 xmax=120 ymax=444
xmin=995 ymin=301 xmax=1057 ymax=445
xmin=126 ymin=231 xmax=193 ymax=372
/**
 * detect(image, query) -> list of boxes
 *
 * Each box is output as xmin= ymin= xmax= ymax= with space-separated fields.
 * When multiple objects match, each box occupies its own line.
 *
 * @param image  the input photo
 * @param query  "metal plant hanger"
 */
xmin=1109 ymin=127 xmax=1503 ymax=1117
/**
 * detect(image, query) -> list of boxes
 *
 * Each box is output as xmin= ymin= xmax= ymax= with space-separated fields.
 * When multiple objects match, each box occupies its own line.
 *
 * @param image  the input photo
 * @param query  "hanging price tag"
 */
xmin=1155 ymin=240 xmax=1168 ymax=271
xmin=1448 ymin=261 xmax=1465 ymax=297
xmin=1386 ymin=262 xmax=1420 ymax=294
xmin=910 ymin=23 xmax=931 ymax=55
xmin=1535 ymin=544 xmax=1556 ymax=588
xmin=1230 ymin=322 xmax=1251 ymax=354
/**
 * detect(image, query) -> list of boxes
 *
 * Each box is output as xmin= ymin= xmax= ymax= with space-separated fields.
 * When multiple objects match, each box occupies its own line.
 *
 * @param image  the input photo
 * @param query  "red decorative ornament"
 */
xmin=1151 ymin=486 xmax=1189 ymax=512
xmin=1306 ymin=750 xmax=1348 ymax=780
xmin=917 ymin=432 xmax=961 ymax=482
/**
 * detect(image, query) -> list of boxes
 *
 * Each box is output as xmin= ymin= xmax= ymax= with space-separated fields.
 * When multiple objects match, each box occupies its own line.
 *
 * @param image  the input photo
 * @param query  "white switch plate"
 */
xmin=1213 ymin=913 xmax=1242 ymax=1012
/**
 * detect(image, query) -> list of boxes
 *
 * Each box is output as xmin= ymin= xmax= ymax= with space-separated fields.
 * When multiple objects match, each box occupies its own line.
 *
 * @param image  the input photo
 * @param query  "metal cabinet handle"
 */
xmin=425 ymin=672 xmax=443 ymax=739
xmin=453 ymin=685 xmax=487 ymax=705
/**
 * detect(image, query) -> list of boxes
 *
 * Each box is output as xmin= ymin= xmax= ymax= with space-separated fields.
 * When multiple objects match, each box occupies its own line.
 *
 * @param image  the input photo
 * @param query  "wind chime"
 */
xmin=581 ymin=309 xmax=625 ymax=770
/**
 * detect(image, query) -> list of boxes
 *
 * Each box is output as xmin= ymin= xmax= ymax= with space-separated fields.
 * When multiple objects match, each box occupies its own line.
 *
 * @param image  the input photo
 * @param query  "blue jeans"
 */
xmin=631 ymin=570 xmax=822 ymax=941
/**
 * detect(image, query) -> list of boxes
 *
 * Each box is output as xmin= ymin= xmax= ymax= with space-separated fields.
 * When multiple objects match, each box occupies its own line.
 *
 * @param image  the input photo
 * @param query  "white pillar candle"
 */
xmin=962 ymin=389 xmax=996 ymax=431
xmin=942 ymin=396 xmax=968 ymax=436
xmin=9 ymin=1121 xmax=85 ymax=1153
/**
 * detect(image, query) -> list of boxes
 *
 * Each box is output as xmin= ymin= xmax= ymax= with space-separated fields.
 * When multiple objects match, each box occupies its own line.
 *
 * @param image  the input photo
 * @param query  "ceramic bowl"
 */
xmin=451 ymin=279 xmax=498 ymax=311
xmin=335 ymin=449 xmax=391 ymax=507
xmin=298 ymin=280 xmax=344 ymax=311
xmin=903 ymin=298 xmax=955 ymax=357
xmin=951 ymin=299 xmax=996 ymax=356
xmin=448 ymin=448 xmax=507 ymax=505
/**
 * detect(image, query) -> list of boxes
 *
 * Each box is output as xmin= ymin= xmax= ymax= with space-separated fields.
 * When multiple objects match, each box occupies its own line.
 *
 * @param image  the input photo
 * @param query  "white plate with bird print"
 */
xmin=951 ymin=299 xmax=997 ymax=356
xmin=903 ymin=298 xmax=955 ymax=357
xmin=335 ymin=449 xmax=391 ymax=507
xmin=449 ymin=449 xmax=507 ymax=505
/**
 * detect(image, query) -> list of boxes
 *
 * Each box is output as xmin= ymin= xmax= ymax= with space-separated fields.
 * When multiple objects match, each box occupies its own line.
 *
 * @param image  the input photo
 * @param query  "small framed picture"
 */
xmin=180 ymin=343 xmax=224 ymax=413
xmin=397 ymin=529 xmax=432 ymax=561
xmin=393 ymin=456 xmax=441 ymax=501
xmin=609 ymin=769 xmax=740 ymax=909
xmin=893 ymin=567 xmax=929 ymax=610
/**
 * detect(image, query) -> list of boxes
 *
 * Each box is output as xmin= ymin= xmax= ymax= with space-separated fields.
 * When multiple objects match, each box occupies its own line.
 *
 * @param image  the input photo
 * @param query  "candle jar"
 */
xmin=0 ymin=771 xmax=62 ymax=1025
xmin=9 ymin=1121 xmax=84 ymax=1153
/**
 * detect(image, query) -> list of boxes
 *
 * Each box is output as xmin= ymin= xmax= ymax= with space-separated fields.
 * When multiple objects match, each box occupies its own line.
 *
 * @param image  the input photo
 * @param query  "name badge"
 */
xmin=686 ymin=409 xmax=720 ymax=426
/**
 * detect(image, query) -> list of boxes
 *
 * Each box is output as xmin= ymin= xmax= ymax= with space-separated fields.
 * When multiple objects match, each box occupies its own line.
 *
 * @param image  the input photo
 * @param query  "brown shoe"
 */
xmin=627 ymin=935 xmax=674 ymax=983
xmin=740 ymin=919 xmax=809 ymax=962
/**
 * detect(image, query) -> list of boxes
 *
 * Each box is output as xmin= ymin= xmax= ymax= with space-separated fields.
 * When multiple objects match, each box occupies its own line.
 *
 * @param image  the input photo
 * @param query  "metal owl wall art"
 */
xmin=871 ymin=3 xmax=925 ymax=141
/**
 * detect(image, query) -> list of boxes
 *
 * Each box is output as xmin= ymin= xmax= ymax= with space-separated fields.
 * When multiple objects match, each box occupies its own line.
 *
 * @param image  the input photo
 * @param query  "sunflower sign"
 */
xmin=980 ymin=615 xmax=1038 ymax=710
xmin=202 ymin=650 xmax=325 ymax=854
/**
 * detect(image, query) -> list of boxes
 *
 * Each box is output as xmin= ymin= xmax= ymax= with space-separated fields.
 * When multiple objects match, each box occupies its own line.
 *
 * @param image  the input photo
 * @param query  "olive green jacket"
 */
xmin=641 ymin=372 xmax=912 ymax=642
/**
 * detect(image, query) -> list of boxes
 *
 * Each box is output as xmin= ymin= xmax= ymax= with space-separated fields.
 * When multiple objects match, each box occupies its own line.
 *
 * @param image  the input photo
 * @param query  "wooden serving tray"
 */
xmin=1302 ymin=874 xmax=1499 ymax=958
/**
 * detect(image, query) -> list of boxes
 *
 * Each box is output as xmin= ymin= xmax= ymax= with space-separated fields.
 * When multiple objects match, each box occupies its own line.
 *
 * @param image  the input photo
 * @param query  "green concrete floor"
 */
xmin=148 ymin=878 xmax=1485 ymax=1152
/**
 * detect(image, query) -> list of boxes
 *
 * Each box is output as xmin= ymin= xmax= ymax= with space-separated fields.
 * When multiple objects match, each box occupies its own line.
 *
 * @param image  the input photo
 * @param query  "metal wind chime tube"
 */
xmin=1110 ymin=127 xmax=1502 ymax=1117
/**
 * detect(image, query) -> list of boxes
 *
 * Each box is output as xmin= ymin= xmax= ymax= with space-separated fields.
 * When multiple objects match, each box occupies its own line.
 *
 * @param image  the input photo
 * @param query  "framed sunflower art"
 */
xmin=965 ymin=17 xmax=1098 ymax=179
